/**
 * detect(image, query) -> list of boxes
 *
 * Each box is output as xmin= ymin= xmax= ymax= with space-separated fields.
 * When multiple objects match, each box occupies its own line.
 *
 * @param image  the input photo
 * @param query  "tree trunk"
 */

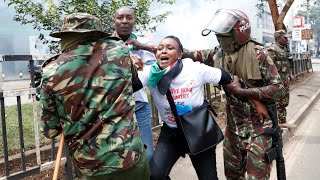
xmin=268 ymin=0 xmax=279 ymax=29
xmin=277 ymin=0 xmax=295 ymax=30
xmin=268 ymin=0 xmax=295 ymax=31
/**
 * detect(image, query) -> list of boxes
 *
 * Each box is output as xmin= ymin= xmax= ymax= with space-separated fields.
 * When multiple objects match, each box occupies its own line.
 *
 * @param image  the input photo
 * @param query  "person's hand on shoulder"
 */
xmin=126 ymin=38 xmax=143 ymax=50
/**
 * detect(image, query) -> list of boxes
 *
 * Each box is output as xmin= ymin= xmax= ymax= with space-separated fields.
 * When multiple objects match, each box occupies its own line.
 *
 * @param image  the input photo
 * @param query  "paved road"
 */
xmin=271 ymin=96 xmax=320 ymax=180
xmin=2 ymin=80 xmax=30 ymax=90
xmin=2 ymin=80 xmax=32 ymax=106
xmin=312 ymin=63 xmax=320 ymax=71
xmin=311 ymin=58 xmax=320 ymax=71
xmin=171 ymin=61 xmax=320 ymax=180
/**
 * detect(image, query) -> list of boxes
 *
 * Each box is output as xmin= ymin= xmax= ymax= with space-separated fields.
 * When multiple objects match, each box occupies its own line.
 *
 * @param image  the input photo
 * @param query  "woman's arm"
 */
xmin=218 ymin=68 xmax=232 ymax=85
xmin=132 ymin=65 xmax=151 ymax=93
xmin=132 ymin=74 xmax=143 ymax=92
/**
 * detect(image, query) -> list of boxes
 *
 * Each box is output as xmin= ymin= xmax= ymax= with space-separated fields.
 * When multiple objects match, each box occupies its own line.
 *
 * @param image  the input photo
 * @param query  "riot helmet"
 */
xmin=202 ymin=9 xmax=251 ymax=47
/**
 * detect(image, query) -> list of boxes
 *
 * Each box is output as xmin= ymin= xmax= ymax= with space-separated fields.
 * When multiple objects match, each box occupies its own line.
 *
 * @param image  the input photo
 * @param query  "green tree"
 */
xmin=297 ymin=4 xmax=320 ymax=56
xmin=5 ymin=0 xmax=175 ymax=53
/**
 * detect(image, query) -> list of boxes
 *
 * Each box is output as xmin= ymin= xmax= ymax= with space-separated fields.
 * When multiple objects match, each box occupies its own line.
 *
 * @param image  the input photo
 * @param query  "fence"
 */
xmin=0 ymin=53 xmax=313 ymax=179
xmin=0 ymin=55 xmax=75 ymax=179
xmin=290 ymin=53 xmax=313 ymax=80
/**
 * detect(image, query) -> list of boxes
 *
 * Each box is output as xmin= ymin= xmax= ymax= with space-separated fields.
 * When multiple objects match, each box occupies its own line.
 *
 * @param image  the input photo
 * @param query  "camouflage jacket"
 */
xmin=268 ymin=42 xmax=291 ymax=87
xmin=40 ymin=37 xmax=144 ymax=176
xmin=183 ymin=43 xmax=285 ymax=137
xmin=182 ymin=48 xmax=217 ymax=67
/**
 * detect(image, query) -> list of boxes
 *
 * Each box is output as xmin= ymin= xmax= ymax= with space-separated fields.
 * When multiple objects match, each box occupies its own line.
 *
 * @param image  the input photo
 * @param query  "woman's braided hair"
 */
xmin=164 ymin=35 xmax=184 ymax=53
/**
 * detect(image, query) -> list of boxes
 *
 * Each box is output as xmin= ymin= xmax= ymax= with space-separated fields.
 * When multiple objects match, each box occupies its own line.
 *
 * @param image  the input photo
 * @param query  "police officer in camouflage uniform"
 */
xmin=268 ymin=30 xmax=295 ymax=129
xmin=39 ymin=13 xmax=150 ymax=180
xmin=125 ymin=8 xmax=286 ymax=179
xmin=183 ymin=9 xmax=286 ymax=179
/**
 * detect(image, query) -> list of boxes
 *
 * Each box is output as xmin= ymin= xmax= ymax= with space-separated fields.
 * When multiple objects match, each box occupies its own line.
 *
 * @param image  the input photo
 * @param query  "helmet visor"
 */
xmin=202 ymin=10 xmax=238 ymax=36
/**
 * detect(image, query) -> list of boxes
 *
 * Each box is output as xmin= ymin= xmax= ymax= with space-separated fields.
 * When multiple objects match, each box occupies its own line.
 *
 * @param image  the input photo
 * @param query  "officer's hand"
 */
xmin=126 ymin=38 xmax=143 ymax=50
xmin=224 ymin=76 xmax=242 ymax=96
xmin=130 ymin=54 xmax=144 ymax=71
xmin=126 ymin=38 xmax=158 ymax=53
xmin=251 ymin=99 xmax=270 ymax=122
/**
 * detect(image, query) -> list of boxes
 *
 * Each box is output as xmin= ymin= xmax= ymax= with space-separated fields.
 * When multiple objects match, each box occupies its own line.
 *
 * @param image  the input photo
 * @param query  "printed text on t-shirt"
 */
xmin=170 ymin=87 xmax=193 ymax=100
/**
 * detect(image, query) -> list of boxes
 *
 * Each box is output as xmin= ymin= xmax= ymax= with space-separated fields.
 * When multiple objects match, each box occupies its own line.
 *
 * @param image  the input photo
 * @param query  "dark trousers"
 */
xmin=150 ymin=124 xmax=218 ymax=180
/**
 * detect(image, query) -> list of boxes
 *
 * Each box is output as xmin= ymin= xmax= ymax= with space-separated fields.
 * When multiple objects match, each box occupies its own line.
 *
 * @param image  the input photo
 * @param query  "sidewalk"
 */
xmin=170 ymin=71 xmax=320 ymax=180
xmin=311 ymin=58 xmax=320 ymax=64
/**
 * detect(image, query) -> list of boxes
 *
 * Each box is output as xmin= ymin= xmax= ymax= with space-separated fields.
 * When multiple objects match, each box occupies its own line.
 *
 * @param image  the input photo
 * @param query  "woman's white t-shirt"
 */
xmin=138 ymin=58 xmax=222 ymax=128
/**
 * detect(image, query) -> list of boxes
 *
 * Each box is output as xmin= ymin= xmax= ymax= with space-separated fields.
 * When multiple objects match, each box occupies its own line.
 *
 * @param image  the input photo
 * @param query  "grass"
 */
xmin=0 ymin=103 xmax=51 ymax=155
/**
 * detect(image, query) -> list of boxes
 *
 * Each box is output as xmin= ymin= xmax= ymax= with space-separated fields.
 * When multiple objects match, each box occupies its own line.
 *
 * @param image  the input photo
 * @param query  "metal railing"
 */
xmin=0 ymin=55 xmax=74 ymax=180
xmin=0 ymin=53 xmax=313 ymax=179
xmin=290 ymin=53 xmax=313 ymax=82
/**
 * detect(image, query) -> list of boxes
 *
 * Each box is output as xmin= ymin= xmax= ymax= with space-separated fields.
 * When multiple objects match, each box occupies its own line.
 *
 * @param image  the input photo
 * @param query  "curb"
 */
xmin=282 ymin=88 xmax=320 ymax=145
xmin=289 ymin=72 xmax=318 ymax=91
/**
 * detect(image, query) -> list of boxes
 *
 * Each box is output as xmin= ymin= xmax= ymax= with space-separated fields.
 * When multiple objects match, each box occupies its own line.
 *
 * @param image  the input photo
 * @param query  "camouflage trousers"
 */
xmin=85 ymin=151 xmax=150 ymax=180
xmin=276 ymin=90 xmax=289 ymax=124
xmin=223 ymin=129 xmax=272 ymax=180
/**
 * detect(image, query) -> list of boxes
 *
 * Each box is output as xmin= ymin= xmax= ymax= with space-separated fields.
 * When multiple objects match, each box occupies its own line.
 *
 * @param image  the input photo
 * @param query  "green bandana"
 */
xmin=148 ymin=60 xmax=183 ymax=95
xmin=149 ymin=61 xmax=167 ymax=88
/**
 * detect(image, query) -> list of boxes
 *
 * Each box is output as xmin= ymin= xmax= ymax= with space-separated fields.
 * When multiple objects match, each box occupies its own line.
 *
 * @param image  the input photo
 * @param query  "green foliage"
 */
xmin=297 ymin=5 xmax=320 ymax=27
xmin=297 ymin=4 xmax=320 ymax=54
xmin=5 ymin=0 xmax=175 ymax=53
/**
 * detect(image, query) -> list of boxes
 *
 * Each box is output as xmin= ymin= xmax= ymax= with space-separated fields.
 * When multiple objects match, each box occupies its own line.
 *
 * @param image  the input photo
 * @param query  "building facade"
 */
xmin=0 ymin=1 xmax=50 ymax=81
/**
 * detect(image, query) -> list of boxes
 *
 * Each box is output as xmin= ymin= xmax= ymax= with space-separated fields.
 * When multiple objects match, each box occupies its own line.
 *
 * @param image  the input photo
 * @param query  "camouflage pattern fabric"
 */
xmin=223 ymin=44 xmax=284 ymax=179
xmin=182 ymin=48 xmax=216 ymax=67
xmin=39 ymin=37 xmax=144 ymax=176
xmin=277 ymin=91 xmax=289 ymax=124
xmin=224 ymin=129 xmax=272 ymax=180
xmin=50 ymin=12 xmax=109 ymax=38
xmin=268 ymin=43 xmax=290 ymax=86
xmin=268 ymin=42 xmax=290 ymax=123
xmin=223 ymin=44 xmax=284 ymax=137
xmin=183 ymin=43 xmax=284 ymax=137
xmin=183 ymin=41 xmax=284 ymax=179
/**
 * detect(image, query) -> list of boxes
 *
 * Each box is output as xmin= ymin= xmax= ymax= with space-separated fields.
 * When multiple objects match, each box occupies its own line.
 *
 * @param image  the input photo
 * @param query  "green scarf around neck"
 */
xmin=149 ymin=61 xmax=167 ymax=88
xmin=148 ymin=60 xmax=183 ymax=95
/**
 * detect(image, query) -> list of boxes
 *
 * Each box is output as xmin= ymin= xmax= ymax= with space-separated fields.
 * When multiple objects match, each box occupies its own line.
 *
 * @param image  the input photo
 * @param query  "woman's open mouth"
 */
xmin=160 ymin=57 xmax=169 ymax=63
